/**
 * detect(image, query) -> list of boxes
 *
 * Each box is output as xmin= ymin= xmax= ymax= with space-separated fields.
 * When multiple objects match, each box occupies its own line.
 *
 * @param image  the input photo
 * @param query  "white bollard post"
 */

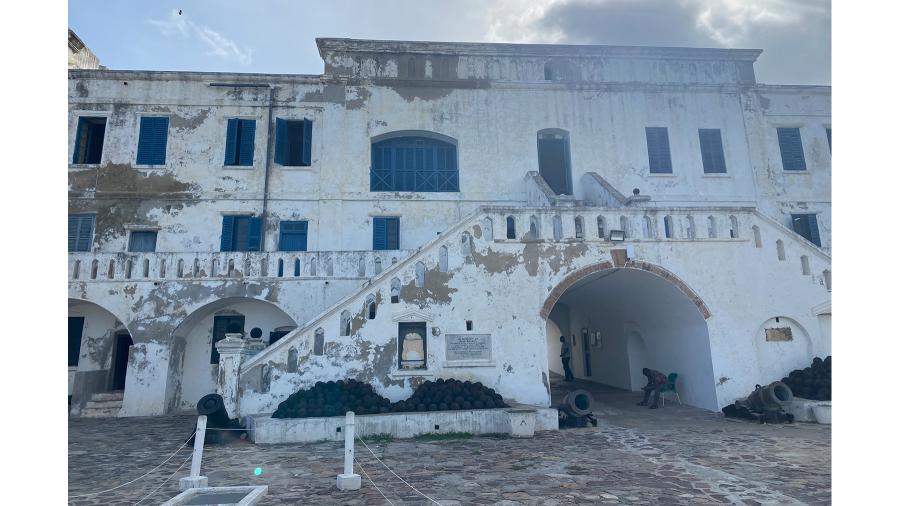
xmin=336 ymin=411 xmax=361 ymax=491
xmin=179 ymin=415 xmax=210 ymax=491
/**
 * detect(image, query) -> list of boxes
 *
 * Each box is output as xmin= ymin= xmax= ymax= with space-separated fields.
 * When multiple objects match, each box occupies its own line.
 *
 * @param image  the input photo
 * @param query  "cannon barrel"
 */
xmin=558 ymin=389 xmax=595 ymax=417
xmin=747 ymin=381 xmax=793 ymax=411
xmin=197 ymin=393 xmax=232 ymax=428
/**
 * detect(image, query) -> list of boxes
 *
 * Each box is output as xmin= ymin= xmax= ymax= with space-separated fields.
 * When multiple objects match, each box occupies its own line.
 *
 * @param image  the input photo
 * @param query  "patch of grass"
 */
xmin=479 ymin=432 xmax=511 ymax=439
xmin=360 ymin=433 xmax=394 ymax=444
xmin=415 ymin=431 xmax=473 ymax=441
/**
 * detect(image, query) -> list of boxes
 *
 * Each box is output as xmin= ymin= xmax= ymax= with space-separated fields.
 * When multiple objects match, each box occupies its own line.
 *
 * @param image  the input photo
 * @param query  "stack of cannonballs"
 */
xmin=390 ymin=378 xmax=507 ymax=413
xmin=272 ymin=379 xmax=392 ymax=418
xmin=781 ymin=356 xmax=831 ymax=401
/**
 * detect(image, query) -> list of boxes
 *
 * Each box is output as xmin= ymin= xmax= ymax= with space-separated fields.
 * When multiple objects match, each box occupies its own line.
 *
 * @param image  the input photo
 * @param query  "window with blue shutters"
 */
xmin=370 ymin=133 xmax=459 ymax=192
xmin=275 ymin=118 xmax=312 ymax=166
xmin=645 ymin=127 xmax=673 ymax=174
xmin=791 ymin=214 xmax=821 ymax=247
xmin=777 ymin=127 xmax=806 ymax=171
xmin=68 ymin=214 xmax=95 ymax=252
xmin=698 ymin=129 xmax=727 ymax=174
xmin=136 ymin=116 xmax=169 ymax=165
xmin=128 ymin=230 xmax=158 ymax=252
xmin=279 ymin=221 xmax=309 ymax=251
xmin=224 ymin=118 xmax=257 ymax=166
xmin=373 ymin=217 xmax=400 ymax=250
xmin=73 ymin=117 xmax=106 ymax=164
xmin=221 ymin=215 xmax=262 ymax=251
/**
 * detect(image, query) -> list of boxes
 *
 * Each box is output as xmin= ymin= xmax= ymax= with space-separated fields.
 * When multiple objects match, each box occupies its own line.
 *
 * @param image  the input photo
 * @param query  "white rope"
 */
xmin=356 ymin=435 xmax=443 ymax=505
xmin=68 ymin=430 xmax=195 ymax=499
xmin=132 ymin=453 xmax=192 ymax=506
xmin=354 ymin=456 xmax=396 ymax=506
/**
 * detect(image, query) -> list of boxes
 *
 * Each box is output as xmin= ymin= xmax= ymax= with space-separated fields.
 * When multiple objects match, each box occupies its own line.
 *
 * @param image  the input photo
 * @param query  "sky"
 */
xmin=68 ymin=0 xmax=831 ymax=85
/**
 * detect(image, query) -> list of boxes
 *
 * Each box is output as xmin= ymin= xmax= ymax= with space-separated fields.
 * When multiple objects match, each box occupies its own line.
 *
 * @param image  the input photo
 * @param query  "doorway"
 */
xmin=537 ymin=129 xmax=573 ymax=195
xmin=112 ymin=333 xmax=132 ymax=391
xmin=211 ymin=315 xmax=245 ymax=364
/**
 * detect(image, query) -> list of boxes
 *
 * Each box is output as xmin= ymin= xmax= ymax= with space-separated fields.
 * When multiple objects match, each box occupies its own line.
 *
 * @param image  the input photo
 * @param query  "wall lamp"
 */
xmin=609 ymin=230 xmax=626 ymax=242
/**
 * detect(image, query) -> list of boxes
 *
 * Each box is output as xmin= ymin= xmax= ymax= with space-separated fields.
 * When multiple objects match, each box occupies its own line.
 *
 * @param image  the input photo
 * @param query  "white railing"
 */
xmin=68 ymin=249 xmax=415 ymax=282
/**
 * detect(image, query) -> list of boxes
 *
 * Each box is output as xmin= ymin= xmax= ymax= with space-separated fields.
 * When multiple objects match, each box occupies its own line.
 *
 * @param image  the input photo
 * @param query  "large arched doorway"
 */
xmin=68 ymin=298 xmax=132 ymax=413
xmin=543 ymin=265 xmax=717 ymax=410
xmin=170 ymin=297 xmax=298 ymax=412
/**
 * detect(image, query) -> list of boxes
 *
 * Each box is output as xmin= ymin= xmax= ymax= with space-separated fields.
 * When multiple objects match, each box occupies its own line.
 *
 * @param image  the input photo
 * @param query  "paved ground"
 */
xmin=69 ymin=380 xmax=830 ymax=505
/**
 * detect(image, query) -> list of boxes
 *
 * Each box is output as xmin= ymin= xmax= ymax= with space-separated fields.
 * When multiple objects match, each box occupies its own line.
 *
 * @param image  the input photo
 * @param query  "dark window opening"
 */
xmin=698 ymin=128 xmax=727 ymax=174
xmin=68 ymin=316 xmax=85 ymax=367
xmin=506 ymin=216 xmax=516 ymax=239
xmin=373 ymin=217 xmax=400 ymax=250
xmin=777 ymin=127 xmax=806 ymax=171
xmin=224 ymin=118 xmax=256 ymax=166
xmin=221 ymin=215 xmax=261 ymax=252
xmin=275 ymin=118 xmax=312 ymax=166
xmin=269 ymin=330 xmax=290 ymax=345
xmin=112 ymin=333 xmax=133 ymax=390
xmin=370 ymin=135 xmax=459 ymax=192
xmin=826 ymin=127 xmax=832 ymax=152
xmin=136 ymin=116 xmax=169 ymax=165
xmin=279 ymin=220 xmax=308 ymax=251
xmin=128 ymin=230 xmax=158 ymax=252
xmin=791 ymin=213 xmax=822 ymax=247
xmin=211 ymin=315 xmax=245 ymax=364
xmin=466 ymin=320 xmax=473 ymax=331
xmin=73 ymin=117 xmax=106 ymax=164
xmin=537 ymin=130 xmax=572 ymax=195
xmin=398 ymin=322 xmax=427 ymax=370
xmin=646 ymin=127 xmax=673 ymax=174
xmin=68 ymin=214 xmax=95 ymax=252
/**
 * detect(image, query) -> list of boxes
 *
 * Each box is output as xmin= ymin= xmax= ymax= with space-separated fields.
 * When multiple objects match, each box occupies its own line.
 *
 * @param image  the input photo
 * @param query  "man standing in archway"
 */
xmin=638 ymin=368 xmax=667 ymax=409
xmin=560 ymin=336 xmax=574 ymax=381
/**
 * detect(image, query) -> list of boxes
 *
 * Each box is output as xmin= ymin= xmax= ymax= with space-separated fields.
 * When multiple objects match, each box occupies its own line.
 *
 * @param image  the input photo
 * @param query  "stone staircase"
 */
xmin=80 ymin=391 xmax=123 ymax=418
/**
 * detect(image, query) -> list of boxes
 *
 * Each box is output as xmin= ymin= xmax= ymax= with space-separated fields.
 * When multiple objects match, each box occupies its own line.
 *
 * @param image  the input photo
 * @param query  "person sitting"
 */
xmin=637 ymin=367 xmax=668 ymax=409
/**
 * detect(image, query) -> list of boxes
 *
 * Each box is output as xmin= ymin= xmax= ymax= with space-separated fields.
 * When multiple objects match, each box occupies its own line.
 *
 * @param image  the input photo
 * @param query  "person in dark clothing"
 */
xmin=560 ymin=336 xmax=574 ymax=381
xmin=637 ymin=367 xmax=668 ymax=409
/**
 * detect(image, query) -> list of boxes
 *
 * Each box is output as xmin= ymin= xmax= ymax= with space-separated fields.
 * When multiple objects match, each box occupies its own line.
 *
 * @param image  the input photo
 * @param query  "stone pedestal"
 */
xmin=178 ymin=475 xmax=208 ymax=491
xmin=336 ymin=473 xmax=361 ymax=491
xmin=215 ymin=334 xmax=254 ymax=418
xmin=507 ymin=408 xmax=536 ymax=438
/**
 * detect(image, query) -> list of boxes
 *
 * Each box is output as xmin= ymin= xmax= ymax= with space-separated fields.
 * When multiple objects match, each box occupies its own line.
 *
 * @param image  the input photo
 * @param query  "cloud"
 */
xmin=147 ymin=9 xmax=252 ymax=65
xmin=482 ymin=0 xmax=830 ymax=85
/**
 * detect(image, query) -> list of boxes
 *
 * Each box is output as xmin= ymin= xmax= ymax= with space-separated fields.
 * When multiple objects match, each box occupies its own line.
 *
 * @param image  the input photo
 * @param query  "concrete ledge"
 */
xmin=784 ymin=398 xmax=832 ymax=423
xmin=246 ymin=406 xmax=559 ymax=444
xmin=161 ymin=485 xmax=268 ymax=506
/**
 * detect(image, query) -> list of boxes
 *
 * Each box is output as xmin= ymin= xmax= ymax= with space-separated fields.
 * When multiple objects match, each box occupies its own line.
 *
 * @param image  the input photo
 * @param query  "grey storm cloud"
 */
xmin=488 ymin=0 xmax=830 ymax=85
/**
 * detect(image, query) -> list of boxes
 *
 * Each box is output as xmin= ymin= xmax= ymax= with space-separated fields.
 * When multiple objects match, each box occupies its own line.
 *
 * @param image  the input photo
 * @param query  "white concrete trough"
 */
xmin=161 ymin=485 xmax=268 ymax=506
xmin=246 ymin=405 xmax=559 ymax=444
xmin=784 ymin=397 xmax=832 ymax=424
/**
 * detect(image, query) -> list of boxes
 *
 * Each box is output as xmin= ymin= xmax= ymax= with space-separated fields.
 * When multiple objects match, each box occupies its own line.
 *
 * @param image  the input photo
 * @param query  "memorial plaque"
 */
xmin=445 ymin=334 xmax=491 ymax=361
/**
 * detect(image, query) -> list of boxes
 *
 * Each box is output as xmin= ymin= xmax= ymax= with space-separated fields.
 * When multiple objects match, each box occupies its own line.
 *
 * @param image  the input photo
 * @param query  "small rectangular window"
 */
xmin=68 ymin=316 xmax=85 ymax=367
xmin=777 ymin=127 xmax=807 ymax=171
xmin=224 ymin=118 xmax=257 ymax=166
xmin=698 ymin=129 xmax=727 ymax=174
xmin=645 ymin=127 xmax=673 ymax=174
xmin=275 ymin=118 xmax=313 ymax=166
xmin=136 ymin=116 xmax=169 ymax=165
xmin=68 ymin=214 xmax=95 ymax=252
xmin=373 ymin=217 xmax=400 ymax=250
xmin=279 ymin=221 xmax=308 ymax=251
xmin=128 ymin=231 xmax=158 ymax=252
xmin=221 ymin=215 xmax=262 ymax=251
xmin=791 ymin=213 xmax=821 ymax=247
xmin=73 ymin=117 xmax=106 ymax=164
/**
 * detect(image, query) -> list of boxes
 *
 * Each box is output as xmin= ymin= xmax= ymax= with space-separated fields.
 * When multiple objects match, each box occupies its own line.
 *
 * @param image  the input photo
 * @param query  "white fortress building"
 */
xmin=68 ymin=38 xmax=831 ymax=418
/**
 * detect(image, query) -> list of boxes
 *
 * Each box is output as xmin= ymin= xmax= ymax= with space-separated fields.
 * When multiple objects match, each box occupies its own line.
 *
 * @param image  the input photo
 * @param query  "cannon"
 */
xmin=557 ymin=389 xmax=598 ymax=428
xmin=722 ymin=382 xmax=795 ymax=424
xmin=194 ymin=393 xmax=245 ymax=444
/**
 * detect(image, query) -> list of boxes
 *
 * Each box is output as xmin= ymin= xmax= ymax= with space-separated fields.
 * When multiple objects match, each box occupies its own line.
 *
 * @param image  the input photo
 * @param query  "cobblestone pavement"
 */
xmin=69 ymin=381 xmax=830 ymax=505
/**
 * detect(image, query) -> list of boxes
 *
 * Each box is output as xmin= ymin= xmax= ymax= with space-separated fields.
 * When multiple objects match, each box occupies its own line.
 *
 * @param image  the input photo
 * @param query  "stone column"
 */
xmin=215 ymin=334 xmax=252 ymax=418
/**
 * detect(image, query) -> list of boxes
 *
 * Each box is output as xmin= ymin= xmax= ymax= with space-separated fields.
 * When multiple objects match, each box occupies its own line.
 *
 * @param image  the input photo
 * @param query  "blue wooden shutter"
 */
xmin=152 ymin=117 xmax=169 ymax=164
xmin=699 ymin=129 xmax=726 ymax=173
xmin=279 ymin=221 xmax=308 ymax=251
xmin=238 ymin=120 xmax=256 ymax=166
xmin=777 ymin=128 xmax=806 ymax=171
xmin=301 ymin=119 xmax=312 ymax=166
xmin=386 ymin=217 xmax=400 ymax=250
xmin=220 ymin=216 xmax=235 ymax=251
xmin=247 ymin=216 xmax=262 ymax=251
xmin=224 ymin=118 xmax=238 ymax=165
xmin=274 ymin=118 xmax=287 ymax=165
xmin=806 ymin=215 xmax=821 ymax=247
xmin=68 ymin=215 xmax=94 ymax=252
xmin=72 ymin=118 xmax=84 ymax=164
xmin=137 ymin=117 xmax=168 ymax=165
xmin=646 ymin=127 xmax=672 ymax=173
xmin=373 ymin=218 xmax=387 ymax=250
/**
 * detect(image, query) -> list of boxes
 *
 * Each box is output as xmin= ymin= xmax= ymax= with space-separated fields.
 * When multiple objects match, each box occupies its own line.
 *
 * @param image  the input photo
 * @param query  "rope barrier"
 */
xmin=132 ymin=453 xmax=192 ymax=506
xmin=68 ymin=430 xmax=196 ymax=499
xmin=356 ymin=435 xmax=443 ymax=505
xmin=354 ymin=456 xmax=396 ymax=506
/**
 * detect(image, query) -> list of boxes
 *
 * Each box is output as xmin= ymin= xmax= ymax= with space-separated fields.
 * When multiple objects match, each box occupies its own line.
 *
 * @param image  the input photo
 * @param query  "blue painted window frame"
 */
xmin=224 ymin=118 xmax=257 ymax=166
xmin=698 ymin=129 xmax=727 ymax=174
xmin=371 ymin=135 xmax=459 ymax=192
xmin=645 ymin=127 xmax=673 ymax=174
xmin=136 ymin=116 xmax=169 ymax=165
xmin=373 ymin=217 xmax=400 ymax=250
xmin=279 ymin=221 xmax=309 ymax=251
xmin=220 ymin=215 xmax=262 ymax=251
xmin=68 ymin=214 xmax=95 ymax=252
xmin=777 ymin=127 xmax=807 ymax=171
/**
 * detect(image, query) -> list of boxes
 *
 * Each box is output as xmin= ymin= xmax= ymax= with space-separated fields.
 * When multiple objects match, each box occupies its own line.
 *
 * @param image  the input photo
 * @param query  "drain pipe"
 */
xmin=209 ymin=82 xmax=277 ymax=251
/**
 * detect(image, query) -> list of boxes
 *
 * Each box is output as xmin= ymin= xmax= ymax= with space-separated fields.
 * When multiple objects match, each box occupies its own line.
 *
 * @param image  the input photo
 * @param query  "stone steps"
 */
xmin=91 ymin=391 xmax=124 ymax=402
xmin=80 ymin=391 xmax=123 ymax=418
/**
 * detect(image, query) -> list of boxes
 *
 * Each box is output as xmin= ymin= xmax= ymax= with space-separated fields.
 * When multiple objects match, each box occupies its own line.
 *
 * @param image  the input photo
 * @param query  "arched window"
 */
xmin=390 ymin=277 xmax=401 ymax=303
xmin=294 ymin=258 xmax=301 ymax=276
xmin=358 ymin=257 xmax=366 ymax=277
xmin=643 ymin=216 xmax=654 ymax=239
xmin=439 ymin=245 xmax=449 ymax=272
xmin=160 ymin=258 xmax=166 ymax=278
xmin=482 ymin=217 xmax=494 ymax=241
xmin=823 ymin=269 xmax=831 ymax=290
xmin=529 ymin=215 xmax=540 ymax=239
xmin=506 ymin=216 xmax=516 ymax=239
xmin=177 ymin=259 xmax=184 ymax=278
xmin=752 ymin=225 xmax=762 ymax=248
xmin=287 ymin=347 xmax=298 ymax=373
xmin=72 ymin=260 xmax=80 ymax=279
xmin=461 ymin=232 xmax=472 ymax=257
xmin=776 ymin=239 xmax=785 ymax=261
xmin=370 ymin=132 xmax=459 ymax=192
xmin=619 ymin=216 xmax=629 ymax=237
xmin=553 ymin=215 xmax=563 ymax=240
xmin=574 ymin=216 xmax=584 ymax=239
xmin=313 ymin=328 xmax=325 ymax=355
xmin=277 ymin=258 xmax=284 ymax=277
xmin=685 ymin=216 xmax=695 ymax=239
xmin=707 ymin=216 xmax=717 ymax=238
xmin=597 ymin=216 xmax=605 ymax=239
xmin=729 ymin=215 xmax=739 ymax=238
xmin=801 ymin=255 xmax=810 ymax=275
xmin=366 ymin=294 xmax=377 ymax=319
xmin=663 ymin=216 xmax=674 ymax=239
xmin=340 ymin=310 xmax=351 ymax=337
xmin=374 ymin=257 xmax=382 ymax=274
xmin=415 ymin=261 xmax=426 ymax=287
xmin=309 ymin=257 xmax=317 ymax=276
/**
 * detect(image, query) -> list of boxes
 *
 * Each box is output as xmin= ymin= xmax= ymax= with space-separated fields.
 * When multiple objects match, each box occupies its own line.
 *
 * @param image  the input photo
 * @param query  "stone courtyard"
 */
xmin=68 ymin=381 xmax=830 ymax=505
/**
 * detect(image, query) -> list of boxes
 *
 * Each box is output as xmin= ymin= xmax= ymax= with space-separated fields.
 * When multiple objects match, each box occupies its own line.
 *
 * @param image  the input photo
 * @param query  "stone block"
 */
xmin=337 ymin=473 xmax=361 ymax=491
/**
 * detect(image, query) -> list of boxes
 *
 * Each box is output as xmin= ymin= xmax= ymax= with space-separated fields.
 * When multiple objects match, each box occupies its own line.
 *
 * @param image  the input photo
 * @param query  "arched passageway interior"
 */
xmin=546 ymin=268 xmax=718 ymax=410
xmin=171 ymin=298 xmax=297 ymax=412
xmin=68 ymin=299 xmax=131 ymax=411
